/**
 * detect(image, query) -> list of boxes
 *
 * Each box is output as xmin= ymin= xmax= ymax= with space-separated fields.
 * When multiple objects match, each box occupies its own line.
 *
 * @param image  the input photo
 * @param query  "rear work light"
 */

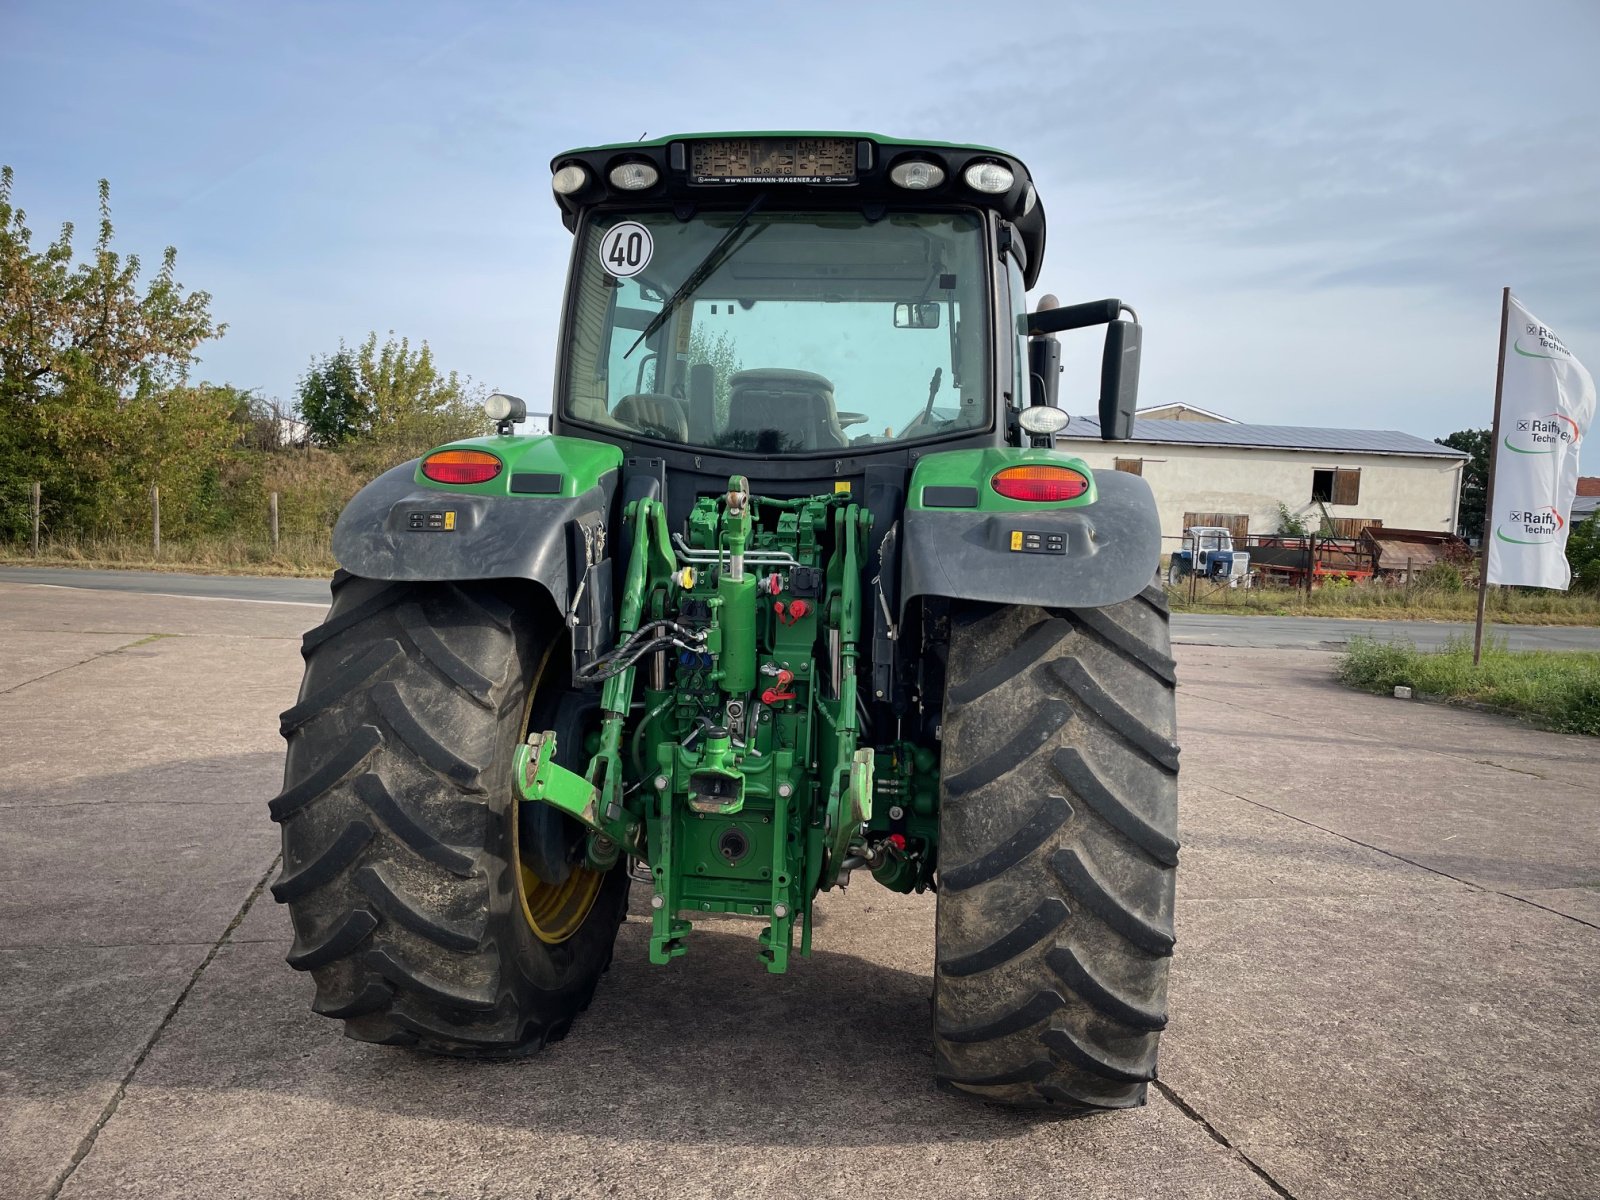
xmin=422 ymin=449 xmax=502 ymax=485
xmin=991 ymin=464 xmax=1090 ymax=502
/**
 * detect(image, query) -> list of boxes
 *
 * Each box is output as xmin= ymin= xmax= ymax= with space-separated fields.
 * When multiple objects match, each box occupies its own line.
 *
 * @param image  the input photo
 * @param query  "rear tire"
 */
xmin=933 ymin=586 xmax=1179 ymax=1109
xmin=270 ymin=573 xmax=628 ymax=1055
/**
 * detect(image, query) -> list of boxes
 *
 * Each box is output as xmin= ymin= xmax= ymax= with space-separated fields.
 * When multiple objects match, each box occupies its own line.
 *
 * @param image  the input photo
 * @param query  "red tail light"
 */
xmin=991 ymin=464 xmax=1090 ymax=502
xmin=422 ymin=449 xmax=502 ymax=485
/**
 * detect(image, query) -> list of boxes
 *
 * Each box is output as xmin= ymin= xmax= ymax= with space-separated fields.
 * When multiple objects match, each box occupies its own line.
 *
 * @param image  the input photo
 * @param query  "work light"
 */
xmin=1017 ymin=407 xmax=1070 ymax=435
xmin=484 ymin=393 xmax=526 ymax=423
xmin=963 ymin=161 xmax=1014 ymax=194
xmin=609 ymin=162 xmax=660 ymax=190
xmin=551 ymin=164 xmax=588 ymax=195
xmin=889 ymin=159 xmax=945 ymax=190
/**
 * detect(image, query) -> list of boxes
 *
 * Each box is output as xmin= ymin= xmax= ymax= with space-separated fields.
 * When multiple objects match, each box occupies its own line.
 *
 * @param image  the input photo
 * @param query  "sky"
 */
xmin=3 ymin=0 xmax=1597 ymax=439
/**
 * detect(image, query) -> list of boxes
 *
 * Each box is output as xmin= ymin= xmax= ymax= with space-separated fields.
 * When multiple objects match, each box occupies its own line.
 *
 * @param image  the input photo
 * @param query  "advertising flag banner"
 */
xmin=1485 ymin=296 xmax=1596 ymax=589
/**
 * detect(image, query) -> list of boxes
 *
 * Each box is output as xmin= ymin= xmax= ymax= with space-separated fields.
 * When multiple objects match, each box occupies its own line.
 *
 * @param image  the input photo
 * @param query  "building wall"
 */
xmin=1059 ymin=440 xmax=1466 ymax=544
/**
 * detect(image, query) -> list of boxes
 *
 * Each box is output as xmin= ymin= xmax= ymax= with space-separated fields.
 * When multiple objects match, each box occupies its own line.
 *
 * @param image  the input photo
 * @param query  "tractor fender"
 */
xmin=330 ymin=442 xmax=620 ymax=614
xmin=900 ymin=466 xmax=1161 ymax=613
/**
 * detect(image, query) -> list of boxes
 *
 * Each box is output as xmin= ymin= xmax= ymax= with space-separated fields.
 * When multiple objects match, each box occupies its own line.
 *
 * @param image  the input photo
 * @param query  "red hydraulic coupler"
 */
xmin=761 ymin=668 xmax=796 ymax=705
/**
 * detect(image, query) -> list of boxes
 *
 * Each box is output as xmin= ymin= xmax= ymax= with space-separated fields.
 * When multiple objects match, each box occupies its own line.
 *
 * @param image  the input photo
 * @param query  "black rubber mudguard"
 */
xmin=900 ymin=468 xmax=1160 ymax=613
xmin=330 ymin=461 xmax=617 ymax=612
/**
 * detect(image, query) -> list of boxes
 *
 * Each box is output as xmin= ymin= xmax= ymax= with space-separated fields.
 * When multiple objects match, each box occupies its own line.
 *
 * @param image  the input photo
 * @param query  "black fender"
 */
xmin=899 ymin=468 xmax=1161 ymax=613
xmin=331 ymin=461 xmax=618 ymax=626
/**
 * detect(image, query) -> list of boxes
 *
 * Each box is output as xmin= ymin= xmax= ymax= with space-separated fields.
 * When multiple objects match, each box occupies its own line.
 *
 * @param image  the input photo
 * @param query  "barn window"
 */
xmin=1312 ymin=468 xmax=1360 ymax=505
xmin=1114 ymin=458 xmax=1144 ymax=476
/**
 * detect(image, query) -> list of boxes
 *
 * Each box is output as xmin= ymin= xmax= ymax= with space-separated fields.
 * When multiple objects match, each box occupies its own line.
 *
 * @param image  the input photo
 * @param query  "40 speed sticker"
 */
xmin=598 ymin=221 xmax=653 ymax=278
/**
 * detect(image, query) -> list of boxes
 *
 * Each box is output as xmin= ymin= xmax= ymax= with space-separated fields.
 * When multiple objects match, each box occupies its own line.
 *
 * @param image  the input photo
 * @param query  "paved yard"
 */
xmin=1 ymin=580 xmax=1595 ymax=1199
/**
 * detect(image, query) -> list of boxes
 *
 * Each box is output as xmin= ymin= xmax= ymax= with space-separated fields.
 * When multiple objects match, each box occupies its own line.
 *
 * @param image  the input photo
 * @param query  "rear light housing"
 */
xmin=990 ymin=464 xmax=1090 ymax=502
xmin=421 ymin=448 xmax=502 ymax=485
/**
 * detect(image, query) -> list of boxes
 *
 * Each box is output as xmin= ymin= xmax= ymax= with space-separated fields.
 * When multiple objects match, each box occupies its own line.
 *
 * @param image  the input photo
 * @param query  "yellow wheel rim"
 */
xmin=513 ymin=638 xmax=604 ymax=945
xmin=517 ymin=859 xmax=604 ymax=944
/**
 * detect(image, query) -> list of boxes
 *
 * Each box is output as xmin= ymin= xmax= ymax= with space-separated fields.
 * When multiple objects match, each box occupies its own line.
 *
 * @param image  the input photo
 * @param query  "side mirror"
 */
xmin=1098 ymin=319 xmax=1141 ymax=441
xmin=894 ymin=302 xmax=941 ymax=329
xmin=1023 ymin=295 xmax=1143 ymax=440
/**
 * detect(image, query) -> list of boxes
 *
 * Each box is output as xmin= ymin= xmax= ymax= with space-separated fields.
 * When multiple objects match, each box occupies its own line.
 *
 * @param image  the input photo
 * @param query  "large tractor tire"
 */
xmin=270 ymin=573 xmax=628 ymax=1055
xmin=933 ymin=586 xmax=1179 ymax=1109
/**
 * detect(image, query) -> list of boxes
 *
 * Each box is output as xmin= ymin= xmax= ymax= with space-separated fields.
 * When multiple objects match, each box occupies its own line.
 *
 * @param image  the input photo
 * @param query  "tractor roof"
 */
xmin=547 ymin=131 xmax=1049 ymax=288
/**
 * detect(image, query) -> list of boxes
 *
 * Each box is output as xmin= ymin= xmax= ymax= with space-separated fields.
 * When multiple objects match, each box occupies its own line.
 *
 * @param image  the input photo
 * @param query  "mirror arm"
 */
xmin=1026 ymin=297 xmax=1123 ymax=336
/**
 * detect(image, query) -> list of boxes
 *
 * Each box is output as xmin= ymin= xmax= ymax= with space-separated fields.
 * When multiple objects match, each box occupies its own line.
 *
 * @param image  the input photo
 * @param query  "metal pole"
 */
xmin=151 ymin=486 xmax=161 ymax=558
xmin=270 ymin=491 xmax=280 ymax=548
xmin=1473 ymin=287 xmax=1511 ymax=665
xmin=31 ymin=481 xmax=41 ymax=556
xmin=1305 ymin=533 xmax=1315 ymax=600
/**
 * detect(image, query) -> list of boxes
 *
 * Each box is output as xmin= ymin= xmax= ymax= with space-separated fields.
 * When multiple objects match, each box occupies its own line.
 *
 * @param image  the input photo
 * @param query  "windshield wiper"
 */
xmin=625 ymin=193 xmax=767 ymax=359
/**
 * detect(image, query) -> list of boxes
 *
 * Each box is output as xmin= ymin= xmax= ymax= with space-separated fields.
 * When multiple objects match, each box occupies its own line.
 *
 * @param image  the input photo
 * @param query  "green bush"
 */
xmin=1417 ymin=560 xmax=1466 ymax=591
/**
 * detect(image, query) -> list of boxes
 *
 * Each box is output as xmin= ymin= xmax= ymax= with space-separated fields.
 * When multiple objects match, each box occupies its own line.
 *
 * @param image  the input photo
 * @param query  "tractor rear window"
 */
xmin=561 ymin=210 xmax=991 ymax=454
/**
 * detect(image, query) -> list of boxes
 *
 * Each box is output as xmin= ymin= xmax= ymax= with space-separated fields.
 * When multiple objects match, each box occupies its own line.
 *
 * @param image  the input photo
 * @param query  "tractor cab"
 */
xmin=541 ymin=133 xmax=1142 ymax=505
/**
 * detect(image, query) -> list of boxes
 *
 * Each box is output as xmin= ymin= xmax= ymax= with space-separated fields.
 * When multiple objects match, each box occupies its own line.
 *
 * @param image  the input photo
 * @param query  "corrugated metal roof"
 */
xmin=1060 ymin=415 xmax=1469 ymax=459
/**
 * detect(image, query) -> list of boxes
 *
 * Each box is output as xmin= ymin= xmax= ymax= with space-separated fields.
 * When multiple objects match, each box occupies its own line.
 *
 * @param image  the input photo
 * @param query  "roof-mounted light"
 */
xmin=963 ymin=161 xmax=1015 ymax=194
xmin=608 ymin=161 xmax=660 ymax=191
xmin=889 ymin=158 xmax=945 ymax=190
xmin=551 ymin=164 xmax=588 ymax=195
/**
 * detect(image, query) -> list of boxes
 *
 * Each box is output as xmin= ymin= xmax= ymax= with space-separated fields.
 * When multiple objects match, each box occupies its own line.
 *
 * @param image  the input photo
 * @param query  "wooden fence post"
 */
xmin=151 ymin=486 xmax=161 ymax=558
xmin=270 ymin=491 xmax=280 ymax=549
xmin=31 ymin=481 xmax=41 ymax=556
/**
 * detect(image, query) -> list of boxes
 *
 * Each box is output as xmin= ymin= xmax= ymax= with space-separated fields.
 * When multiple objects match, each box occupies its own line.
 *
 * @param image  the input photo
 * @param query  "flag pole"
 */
xmin=1472 ymin=286 xmax=1511 ymax=665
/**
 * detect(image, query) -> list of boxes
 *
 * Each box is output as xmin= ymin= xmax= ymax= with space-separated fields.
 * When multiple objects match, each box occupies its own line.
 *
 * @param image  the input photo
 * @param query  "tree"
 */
xmin=0 ymin=166 xmax=225 ymax=539
xmin=295 ymin=332 xmax=486 ymax=455
xmin=0 ymin=167 xmax=220 ymax=407
xmin=1568 ymin=513 xmax=1600 ymax=592
xmin=354 ymin=331 xmax=485 ymax=452
xmin=297 ymin=347 xmax=363 ymax=447
xmin=688 ymin=326 xmax=743 ymax=428
xmin=1436 ymin=428 xmax=1489 ymax=538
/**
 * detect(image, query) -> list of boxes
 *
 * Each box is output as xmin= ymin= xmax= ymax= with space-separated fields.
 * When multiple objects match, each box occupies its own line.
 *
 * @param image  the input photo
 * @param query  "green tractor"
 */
xmin=271 ymin=133 xmax=1179 ymax=1111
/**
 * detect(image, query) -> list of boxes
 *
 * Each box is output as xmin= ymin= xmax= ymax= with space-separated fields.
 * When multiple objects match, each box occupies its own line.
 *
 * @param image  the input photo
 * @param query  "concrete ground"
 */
xmin=1 ymin=578 xmax=1596 ymax=1200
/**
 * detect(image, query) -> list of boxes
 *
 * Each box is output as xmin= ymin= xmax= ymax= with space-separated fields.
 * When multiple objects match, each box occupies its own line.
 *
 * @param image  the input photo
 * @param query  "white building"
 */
xmin=1059 ymin=415 xmax=1468 ymax=544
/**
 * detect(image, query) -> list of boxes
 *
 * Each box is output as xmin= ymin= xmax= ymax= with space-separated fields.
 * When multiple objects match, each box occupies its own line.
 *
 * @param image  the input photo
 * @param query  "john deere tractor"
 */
xmin=272 ymin=133 xmax=1179 ymax=1110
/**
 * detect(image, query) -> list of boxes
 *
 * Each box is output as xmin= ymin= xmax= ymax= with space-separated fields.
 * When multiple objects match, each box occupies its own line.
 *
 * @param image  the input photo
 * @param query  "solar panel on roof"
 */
xmin=1059 ymin=417 xmax=1468 ymax=458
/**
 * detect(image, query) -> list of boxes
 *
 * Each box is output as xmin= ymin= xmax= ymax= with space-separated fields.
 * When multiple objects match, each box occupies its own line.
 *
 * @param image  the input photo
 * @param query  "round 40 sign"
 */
xmin=599 ymin=221 xmax=653 ymax=278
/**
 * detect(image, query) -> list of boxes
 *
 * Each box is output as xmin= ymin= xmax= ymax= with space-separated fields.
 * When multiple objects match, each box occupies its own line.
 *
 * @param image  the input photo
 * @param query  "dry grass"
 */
xmin=1 ymin=534 xmax=337 ymax=577
xmin=1166 ymin=580 xmax=1600 ymax=626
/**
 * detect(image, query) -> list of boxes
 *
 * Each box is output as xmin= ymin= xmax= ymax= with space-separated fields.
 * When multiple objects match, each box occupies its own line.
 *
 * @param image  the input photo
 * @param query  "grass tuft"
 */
xmin=1338 ymin=635 xmax=1600 ymax=735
